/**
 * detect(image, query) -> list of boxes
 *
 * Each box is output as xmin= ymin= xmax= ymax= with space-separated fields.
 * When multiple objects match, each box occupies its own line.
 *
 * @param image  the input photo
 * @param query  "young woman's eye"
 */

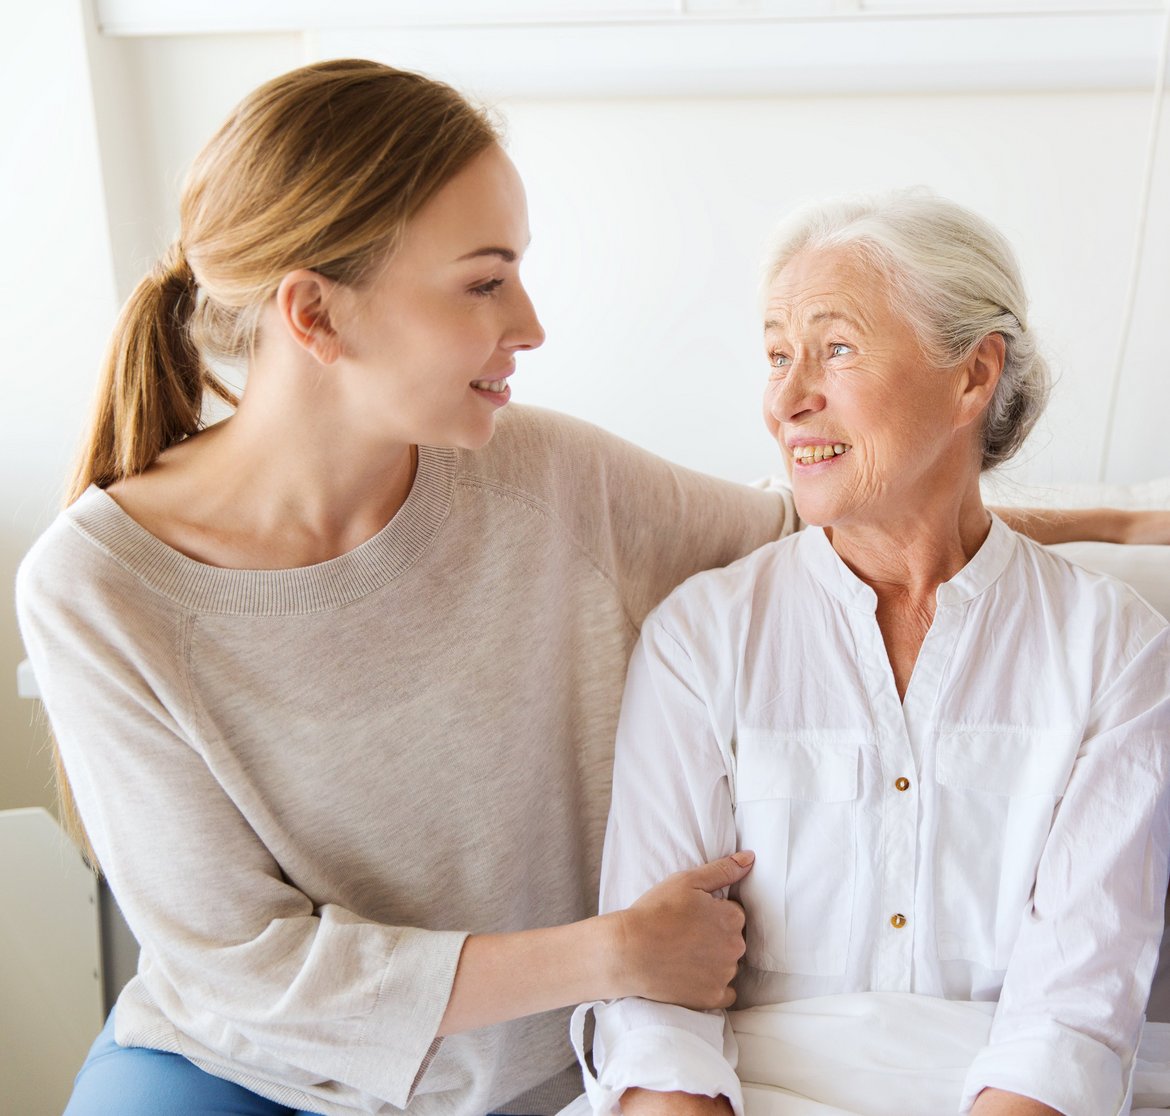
xmin=829 ymin=343 xmax=852 ymax=357
xmin=470 ymin=278 xmax=505 ymax=298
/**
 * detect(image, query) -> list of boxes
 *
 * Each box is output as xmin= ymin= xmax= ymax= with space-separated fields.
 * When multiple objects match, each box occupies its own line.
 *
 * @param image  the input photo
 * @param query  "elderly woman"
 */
xmin=572 ymin=191 xmax=1170 ymax=1116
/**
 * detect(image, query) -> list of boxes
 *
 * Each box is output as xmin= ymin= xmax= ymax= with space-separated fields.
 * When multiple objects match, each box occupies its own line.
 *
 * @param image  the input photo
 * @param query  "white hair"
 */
xmin=761 ymin=187 xmax=1050 ymax=471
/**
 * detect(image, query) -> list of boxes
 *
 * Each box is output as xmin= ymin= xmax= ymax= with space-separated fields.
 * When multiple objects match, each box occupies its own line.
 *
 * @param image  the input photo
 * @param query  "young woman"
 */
xmin=15 ymin=59 xmax=1163 ymax=1116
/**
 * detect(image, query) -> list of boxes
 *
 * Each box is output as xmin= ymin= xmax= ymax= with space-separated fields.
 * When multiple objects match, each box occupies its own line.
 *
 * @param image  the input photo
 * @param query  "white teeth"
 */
xmin=472 ymin=379 xmax=507 ymax=393
xmin=792 ymin=443 xmax=850 ymax=464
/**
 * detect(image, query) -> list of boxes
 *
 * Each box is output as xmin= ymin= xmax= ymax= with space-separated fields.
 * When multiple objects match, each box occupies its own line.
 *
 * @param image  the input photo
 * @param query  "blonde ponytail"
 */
xmin=66 ymin=242 xmax=237 ymax=504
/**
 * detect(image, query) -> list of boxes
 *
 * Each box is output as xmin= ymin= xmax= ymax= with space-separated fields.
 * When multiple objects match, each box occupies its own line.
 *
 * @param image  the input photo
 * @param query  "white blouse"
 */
xmin=581 ymin=517 xmax=1170 ymax=1116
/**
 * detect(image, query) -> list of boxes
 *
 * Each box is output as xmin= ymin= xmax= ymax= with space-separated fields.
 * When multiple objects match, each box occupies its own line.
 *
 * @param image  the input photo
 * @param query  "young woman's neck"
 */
xmin=108 ymin=344 xmax=418 ymax=570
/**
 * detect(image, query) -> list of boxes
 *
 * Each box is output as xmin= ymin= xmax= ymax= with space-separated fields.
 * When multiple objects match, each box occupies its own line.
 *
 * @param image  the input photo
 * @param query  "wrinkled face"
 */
xmin=338 ymin=144 xmax=544 ymax=450
xmin=762 ymin=248 xmax=969 ymax=530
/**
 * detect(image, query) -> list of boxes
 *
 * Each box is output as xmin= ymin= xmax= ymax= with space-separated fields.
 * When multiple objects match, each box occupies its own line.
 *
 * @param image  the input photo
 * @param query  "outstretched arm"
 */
xmin=994 ymin=505 xmax=1170 ymax=545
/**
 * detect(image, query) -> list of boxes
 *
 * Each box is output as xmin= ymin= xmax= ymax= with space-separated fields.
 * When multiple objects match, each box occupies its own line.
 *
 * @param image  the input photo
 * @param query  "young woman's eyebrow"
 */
xmin=456 ymin=236 xmax=532 ymax=263
xmin=457 ymin=246 xmax=516 ymax=262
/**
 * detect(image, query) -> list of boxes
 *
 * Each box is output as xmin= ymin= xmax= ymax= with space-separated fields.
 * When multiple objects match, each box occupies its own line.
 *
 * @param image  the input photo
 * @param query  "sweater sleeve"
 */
xmin=586 ymin=614 xmax=744 ymax=1114
xmin=15 ymin=531 xmax=465 ymax=1109
xmin=498 ymin=407 xmax=797 ymax=628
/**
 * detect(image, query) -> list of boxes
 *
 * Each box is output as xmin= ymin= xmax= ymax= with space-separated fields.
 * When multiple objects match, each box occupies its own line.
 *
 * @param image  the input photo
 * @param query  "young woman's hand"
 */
xmin=437 ymin=851 xmax=753 ymax=1035
xmin=607 ymin=851 xmax=754 ymax=1010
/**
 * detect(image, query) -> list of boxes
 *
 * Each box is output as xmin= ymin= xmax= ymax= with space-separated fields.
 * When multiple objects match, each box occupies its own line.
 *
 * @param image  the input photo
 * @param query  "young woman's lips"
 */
xmin=470 ymin=373 xmax=512 ymax=406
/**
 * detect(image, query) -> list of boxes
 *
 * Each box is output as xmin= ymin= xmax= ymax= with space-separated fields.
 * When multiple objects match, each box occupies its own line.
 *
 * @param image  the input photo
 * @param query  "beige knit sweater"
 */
xmin=16 ymin=405 xmax=794 ymax=1116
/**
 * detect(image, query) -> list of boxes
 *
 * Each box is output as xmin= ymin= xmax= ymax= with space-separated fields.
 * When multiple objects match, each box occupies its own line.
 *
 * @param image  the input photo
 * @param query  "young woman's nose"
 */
xmin=507 ymin=283 xmax=545 ymax=351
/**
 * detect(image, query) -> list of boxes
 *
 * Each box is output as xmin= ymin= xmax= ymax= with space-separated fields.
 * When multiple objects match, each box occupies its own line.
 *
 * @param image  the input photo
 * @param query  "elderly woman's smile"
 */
xmin=762 ymin=246 xmax=990 ymax=540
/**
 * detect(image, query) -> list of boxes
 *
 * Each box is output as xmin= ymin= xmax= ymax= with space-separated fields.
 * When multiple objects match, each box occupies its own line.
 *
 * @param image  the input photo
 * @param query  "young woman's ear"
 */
xmin=954 ymin=332 xmax=1006 ymax=432
xmin=275 ymin=270 xmax=344 ymax=364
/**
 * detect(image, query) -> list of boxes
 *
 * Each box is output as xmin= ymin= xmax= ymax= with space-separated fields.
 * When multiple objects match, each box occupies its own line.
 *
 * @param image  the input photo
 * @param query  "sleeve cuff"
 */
xmin=572 ymin=1000 xmax=742 ymax=1116
xmin=347 ymin=927 xmax=469 ymax=1108
xmin=960 ymin=1021 xmax=1131 ymax=1116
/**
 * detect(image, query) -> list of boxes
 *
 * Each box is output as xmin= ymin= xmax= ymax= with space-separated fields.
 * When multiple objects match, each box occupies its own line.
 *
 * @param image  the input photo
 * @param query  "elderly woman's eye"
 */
xmin=768 ymin=352 xmax=791 ymax=370
xmin=830 ymin=343 xmax=852 ymax=357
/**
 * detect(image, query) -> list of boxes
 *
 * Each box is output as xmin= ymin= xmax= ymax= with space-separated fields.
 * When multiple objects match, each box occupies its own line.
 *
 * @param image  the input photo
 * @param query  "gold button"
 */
xmin=890 ymin=913 xmax=907 ymax=929
xmin=894 ymin=777 xmax=910 ymax=792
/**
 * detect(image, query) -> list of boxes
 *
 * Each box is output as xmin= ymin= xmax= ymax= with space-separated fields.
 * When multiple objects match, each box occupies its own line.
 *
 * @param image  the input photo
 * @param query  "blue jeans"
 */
xmin=63 ymin=1013 xmax=321 ymax=1115
xmin=65 ymin=1013 xmax=534 ymax=1115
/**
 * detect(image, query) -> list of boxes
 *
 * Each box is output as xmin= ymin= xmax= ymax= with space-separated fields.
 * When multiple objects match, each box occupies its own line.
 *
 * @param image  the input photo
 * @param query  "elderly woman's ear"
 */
xmin=953 ymin=332 xmax=1007 ymax=434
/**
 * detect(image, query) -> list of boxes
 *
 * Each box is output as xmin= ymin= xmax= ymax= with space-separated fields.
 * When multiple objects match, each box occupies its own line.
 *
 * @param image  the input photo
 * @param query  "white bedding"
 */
xmin=560 ymin=993 xmax=1170 ymax=1115
xmin=732 ymin=994 xmax=1170 ymax=1115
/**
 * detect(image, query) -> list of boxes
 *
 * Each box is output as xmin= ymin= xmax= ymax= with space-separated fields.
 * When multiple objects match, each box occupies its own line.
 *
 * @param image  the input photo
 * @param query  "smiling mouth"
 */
xmin=792 ymin=443 xmax=850 ymax=466
xmin=471 ymin=378 xmax=509 ymax=393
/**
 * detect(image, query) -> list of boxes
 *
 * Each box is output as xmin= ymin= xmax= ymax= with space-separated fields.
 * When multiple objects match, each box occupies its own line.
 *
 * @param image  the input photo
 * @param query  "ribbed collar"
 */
xmin=67 ymin=445 xmax=458 ymax=616
xmin=799 ymin=513 xmax=1017 ymax=613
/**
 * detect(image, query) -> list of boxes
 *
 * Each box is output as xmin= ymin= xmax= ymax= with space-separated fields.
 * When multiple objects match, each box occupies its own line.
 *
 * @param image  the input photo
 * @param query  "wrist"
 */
xmin=594 ymin=910 xmax=634 ymax=1000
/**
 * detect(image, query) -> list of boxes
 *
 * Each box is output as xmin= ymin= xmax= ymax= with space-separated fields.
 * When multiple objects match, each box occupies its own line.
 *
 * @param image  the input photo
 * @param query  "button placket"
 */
xmin=852 ymin=609 xmax=917 ymax=991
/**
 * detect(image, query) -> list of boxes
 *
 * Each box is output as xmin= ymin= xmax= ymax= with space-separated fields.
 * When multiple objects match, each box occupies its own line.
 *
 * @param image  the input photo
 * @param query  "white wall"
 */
xmin=5 ymin=7 xmax=1170 ymax=811
xmin=504 ymin=89 xmax=1170 ymax=488
xmin=1 ymin=0 xmax=118 ymax=815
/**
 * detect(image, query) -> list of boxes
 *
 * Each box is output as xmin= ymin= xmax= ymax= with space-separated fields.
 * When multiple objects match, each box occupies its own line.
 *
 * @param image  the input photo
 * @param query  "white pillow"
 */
xmin=1048 ymin=542 xmax=1170 ymax=623
xmin=982 ymin=474 xmax=1170 ymax=623
xmin=981 ymin=474 xmax=1170 ymax=513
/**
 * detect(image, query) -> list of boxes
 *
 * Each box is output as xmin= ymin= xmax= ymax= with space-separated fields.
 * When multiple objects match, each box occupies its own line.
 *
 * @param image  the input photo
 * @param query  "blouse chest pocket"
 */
xmin=931 ymin=727 xmax=1078 ymax=970
xmin=733 ymin=730 xmax=861 ymax=977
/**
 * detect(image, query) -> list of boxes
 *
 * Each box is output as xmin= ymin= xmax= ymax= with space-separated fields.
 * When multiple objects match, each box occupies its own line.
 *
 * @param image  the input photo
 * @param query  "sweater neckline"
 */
xmin=67 ymin=445 xmax=458 ymax=615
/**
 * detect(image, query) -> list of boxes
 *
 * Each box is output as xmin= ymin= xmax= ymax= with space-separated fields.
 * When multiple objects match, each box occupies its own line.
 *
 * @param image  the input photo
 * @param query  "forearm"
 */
xmin=994 ymin=504 xmax=1170 ymax=545
xmin=439 ymin=848 xmax=752 ymax=1035
xmin=439 ymin=914 xmax=621 ymax=1035
xmin=970 ymin=1088 xmax=1062 ymax=1115
xmin=620 ymin=1088 xmax=733 ymax=1115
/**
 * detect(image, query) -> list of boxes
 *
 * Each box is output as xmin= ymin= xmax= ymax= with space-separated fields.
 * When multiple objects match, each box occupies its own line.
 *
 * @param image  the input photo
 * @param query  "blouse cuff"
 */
xmin=960 ymin=1021 xmax=1131 ymax=1116
xmin=572 ymin=1001 xmax=743 ymax=1116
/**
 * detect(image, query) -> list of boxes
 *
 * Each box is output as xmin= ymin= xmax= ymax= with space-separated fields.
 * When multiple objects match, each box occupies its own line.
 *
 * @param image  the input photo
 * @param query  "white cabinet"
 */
xmin=0 ymin=809 xmax=103 ymax=1116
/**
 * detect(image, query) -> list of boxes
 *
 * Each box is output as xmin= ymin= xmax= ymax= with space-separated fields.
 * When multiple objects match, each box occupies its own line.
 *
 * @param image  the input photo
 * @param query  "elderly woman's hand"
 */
xmin=970 ymin=1088 xmax=1063 ymax=1115
xmin=620 ymin=1088 xmax=733 ymax=1115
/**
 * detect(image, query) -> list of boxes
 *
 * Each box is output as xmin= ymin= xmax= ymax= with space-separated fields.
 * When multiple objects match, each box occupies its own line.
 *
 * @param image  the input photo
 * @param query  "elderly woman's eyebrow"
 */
xmin=763 ymin=310 xmax=865 ymax=333
xmin=809 ymin=310 xmax=865 ymax=330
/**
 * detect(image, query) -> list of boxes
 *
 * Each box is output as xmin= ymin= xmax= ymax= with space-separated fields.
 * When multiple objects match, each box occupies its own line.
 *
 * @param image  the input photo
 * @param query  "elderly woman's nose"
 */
xmin=770 ymin=362 xmax=824 ymax=422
